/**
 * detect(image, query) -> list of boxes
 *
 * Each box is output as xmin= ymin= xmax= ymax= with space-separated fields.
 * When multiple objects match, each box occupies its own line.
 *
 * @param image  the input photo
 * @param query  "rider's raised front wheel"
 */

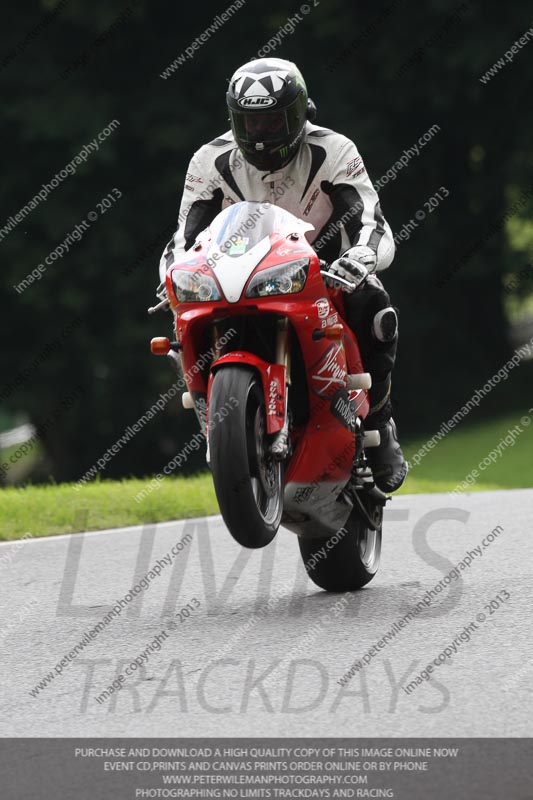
xmin=209 ymin=366 xmax=283 ymax=549
xmin=298 ymin=501 xmax=382 ymax=591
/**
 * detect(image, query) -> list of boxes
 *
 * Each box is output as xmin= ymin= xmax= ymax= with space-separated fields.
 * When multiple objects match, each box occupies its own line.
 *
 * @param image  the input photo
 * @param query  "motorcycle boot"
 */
xmin=364 ymin=376 xmax=408 ymax=493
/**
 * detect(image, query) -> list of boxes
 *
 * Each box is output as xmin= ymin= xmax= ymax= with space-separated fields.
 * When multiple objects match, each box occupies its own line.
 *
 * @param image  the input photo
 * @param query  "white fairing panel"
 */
xmin=196 ymin=202 xmax=315 ymax=303
xmin=211 ymin=236 xmax=272 ymax=303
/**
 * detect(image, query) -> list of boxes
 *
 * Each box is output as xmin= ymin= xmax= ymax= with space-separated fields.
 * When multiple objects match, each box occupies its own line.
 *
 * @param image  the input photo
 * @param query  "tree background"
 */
xmin=1 ymin=0 xmax=532 ymax=484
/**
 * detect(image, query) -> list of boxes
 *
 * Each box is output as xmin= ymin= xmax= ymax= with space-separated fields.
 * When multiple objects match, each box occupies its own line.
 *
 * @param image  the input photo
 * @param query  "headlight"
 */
xmin=245 ymin=259 xmax=309 ymax=298
xmin=171 ymin=270 xmax=221 ymax=303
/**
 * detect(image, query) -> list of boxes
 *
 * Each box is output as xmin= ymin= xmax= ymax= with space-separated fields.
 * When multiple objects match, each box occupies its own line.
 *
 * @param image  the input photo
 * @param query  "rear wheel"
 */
xmin=209 ymin=366 xmax=283 ymax=548
xmin=298 ymin=499 xmax=382 ymax=591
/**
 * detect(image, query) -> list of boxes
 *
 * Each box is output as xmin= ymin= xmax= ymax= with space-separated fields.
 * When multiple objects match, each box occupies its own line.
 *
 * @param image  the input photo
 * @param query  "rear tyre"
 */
xmin=298 ymin=499 xmax=382 ymax=591
xmin=210 ymin=366 xmax=283 ymax=549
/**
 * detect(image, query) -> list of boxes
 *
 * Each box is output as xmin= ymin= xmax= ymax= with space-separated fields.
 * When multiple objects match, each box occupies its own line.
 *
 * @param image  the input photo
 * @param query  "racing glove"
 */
xmin=328 ymin=245 xmax=377 ymax=291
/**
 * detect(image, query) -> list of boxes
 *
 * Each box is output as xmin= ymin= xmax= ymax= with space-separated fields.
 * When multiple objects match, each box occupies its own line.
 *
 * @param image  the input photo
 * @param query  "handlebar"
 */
xmin=319 ymin=269 xmax=357 ymax=293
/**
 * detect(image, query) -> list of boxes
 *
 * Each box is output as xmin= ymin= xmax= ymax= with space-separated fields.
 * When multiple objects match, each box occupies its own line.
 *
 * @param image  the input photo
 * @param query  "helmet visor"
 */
xmin=231 ymin=104 xmax=302 ymax=147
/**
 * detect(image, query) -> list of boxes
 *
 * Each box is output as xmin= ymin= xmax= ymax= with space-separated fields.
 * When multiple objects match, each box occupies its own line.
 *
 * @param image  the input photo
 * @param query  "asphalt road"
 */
xmin=1 ymin=489 xmax=531 ymax=737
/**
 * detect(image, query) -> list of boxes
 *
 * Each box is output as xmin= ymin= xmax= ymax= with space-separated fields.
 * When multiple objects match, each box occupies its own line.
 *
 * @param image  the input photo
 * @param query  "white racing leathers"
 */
xmin=158 ymin=122 xmax=395 ymax=282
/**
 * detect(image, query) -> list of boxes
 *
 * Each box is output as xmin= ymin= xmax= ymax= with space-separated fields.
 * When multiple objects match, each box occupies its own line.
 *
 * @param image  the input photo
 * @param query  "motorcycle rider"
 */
xmin=158 ymin=57 xmax=407 ymax=493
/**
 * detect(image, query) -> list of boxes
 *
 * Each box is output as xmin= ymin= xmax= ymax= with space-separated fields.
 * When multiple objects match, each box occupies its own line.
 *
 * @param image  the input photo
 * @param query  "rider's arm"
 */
xmin=158 ymin=150 xmax=224 ymax=282
xmin=322 ymin=137 xmax=395 ymax=272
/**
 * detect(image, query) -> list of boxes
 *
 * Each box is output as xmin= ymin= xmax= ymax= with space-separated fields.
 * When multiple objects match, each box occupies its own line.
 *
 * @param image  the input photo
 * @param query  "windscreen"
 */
xmin=207 ymin=202 xmax=313 ymax=258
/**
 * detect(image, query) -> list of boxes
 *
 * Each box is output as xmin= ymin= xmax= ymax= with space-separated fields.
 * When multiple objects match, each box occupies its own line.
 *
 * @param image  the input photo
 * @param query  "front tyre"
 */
xmin=209 ymin=366 xmax=283 ymax=549
xmin=298 ymin=501 xmax=382 ymax=591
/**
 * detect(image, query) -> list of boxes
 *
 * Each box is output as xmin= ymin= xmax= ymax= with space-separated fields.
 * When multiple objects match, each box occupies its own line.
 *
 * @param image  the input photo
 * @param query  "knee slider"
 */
xmin=372 ymin=307 xmax=398 ymax=342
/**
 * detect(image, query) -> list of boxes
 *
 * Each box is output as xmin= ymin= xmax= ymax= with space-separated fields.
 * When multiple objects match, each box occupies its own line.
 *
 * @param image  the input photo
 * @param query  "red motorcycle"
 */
xmin=150 ymin=201 xmax=388 ymax=591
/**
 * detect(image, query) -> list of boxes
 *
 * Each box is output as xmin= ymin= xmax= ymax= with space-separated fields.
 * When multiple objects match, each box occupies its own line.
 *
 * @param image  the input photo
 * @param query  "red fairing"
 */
xmin=162 ymin=201 xmax=371 ymax=501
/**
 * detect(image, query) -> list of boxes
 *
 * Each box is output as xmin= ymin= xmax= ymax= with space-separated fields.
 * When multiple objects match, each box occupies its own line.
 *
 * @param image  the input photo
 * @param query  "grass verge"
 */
xmin=0 ymin=411 xmax=531 ymax=539
xmin=0 ymin=475 xmax=218 ymax=540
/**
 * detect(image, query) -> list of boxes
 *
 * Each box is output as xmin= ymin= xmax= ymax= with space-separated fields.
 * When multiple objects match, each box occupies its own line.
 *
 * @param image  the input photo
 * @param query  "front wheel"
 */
xmin=209 ymin=366 xmax=283 ymax=549
xmin=298 ymin=500 xmax=382 ymax=591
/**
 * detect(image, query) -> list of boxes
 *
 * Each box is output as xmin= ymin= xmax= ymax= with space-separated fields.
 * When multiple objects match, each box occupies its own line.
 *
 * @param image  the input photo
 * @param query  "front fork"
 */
xmin=270 ymin=318 xmax=291 ymax=459
xmin=201 ymin=325 xmax=227 ymax=460
xmin=178 ymin=324 xmax=227 ymax=446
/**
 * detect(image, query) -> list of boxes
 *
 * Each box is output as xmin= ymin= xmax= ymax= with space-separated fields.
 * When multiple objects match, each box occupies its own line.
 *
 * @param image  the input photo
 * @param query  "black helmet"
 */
xmin=227 ymin=58 xmax=309 ymax=172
